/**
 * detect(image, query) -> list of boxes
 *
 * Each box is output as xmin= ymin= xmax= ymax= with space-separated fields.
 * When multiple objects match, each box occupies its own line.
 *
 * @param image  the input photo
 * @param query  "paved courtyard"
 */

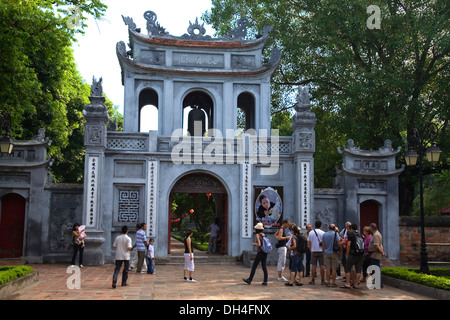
xmin=3 ymin=262 xmax=433 ymax=301
xmin=2 ymin=239 xmax=433 ymax=301
xmin=1 ymin=238 xmax=436 ymax=301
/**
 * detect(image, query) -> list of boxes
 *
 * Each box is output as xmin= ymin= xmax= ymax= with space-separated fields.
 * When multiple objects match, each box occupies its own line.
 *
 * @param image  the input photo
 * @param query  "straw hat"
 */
xmin=254 ymin=222 xmax=264 ymax=230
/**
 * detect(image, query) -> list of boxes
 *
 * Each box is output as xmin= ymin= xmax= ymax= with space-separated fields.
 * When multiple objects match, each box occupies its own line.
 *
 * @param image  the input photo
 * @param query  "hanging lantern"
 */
xmin=206 ymin=193 xmax=211 ymax=199
xmin=189 ymin=209 xmax=194 ymax=214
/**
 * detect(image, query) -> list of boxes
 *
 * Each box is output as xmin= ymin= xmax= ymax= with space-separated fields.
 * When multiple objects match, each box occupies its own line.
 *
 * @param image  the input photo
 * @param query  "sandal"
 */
xmin=285 ymin=282 xmax=294 ymax=286
xmin=340 ymin=284 xmax=352 ymax=289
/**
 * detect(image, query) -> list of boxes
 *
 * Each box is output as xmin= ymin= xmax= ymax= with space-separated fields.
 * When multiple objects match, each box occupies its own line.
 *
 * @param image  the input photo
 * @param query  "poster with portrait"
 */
xmin=254 ymin=186 xmax=283 ymax=229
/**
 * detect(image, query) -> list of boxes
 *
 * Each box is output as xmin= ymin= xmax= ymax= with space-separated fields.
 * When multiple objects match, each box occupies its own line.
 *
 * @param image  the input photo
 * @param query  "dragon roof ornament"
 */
xmin=122 ymin=10 xmax=272 ymax=43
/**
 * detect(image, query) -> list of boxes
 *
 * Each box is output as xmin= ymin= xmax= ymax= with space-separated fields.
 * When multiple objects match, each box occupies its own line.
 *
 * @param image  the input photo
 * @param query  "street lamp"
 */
xmin=405 ymin=127 xmax=442 ymax=274
xmin=0 ymin=110 xmax=13 ymax=154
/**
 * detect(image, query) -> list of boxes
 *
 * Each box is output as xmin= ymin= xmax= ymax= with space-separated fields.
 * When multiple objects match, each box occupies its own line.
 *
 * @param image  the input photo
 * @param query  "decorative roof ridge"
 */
xmin=337 ymin=139 xmax=402 ymax=157
xmin=339 ymin=165 xmax=405 ymax=177
xmin=122 ymin=10 xmax=273 ymax=46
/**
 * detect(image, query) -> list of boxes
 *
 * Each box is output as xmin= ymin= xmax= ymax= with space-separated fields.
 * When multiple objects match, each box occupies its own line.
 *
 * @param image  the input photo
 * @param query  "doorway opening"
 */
xmin=168 ymin=172 xmax=228 ymax=255
xmin=360 ymin=199 xmax=380 ymax=234
xmin=0 ymin=193 xmax=26 ymax=258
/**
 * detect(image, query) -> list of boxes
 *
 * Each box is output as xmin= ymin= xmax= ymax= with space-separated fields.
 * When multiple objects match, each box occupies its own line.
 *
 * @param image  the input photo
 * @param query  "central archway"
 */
xmin=168 ymin=172 xmax=228 ymax=255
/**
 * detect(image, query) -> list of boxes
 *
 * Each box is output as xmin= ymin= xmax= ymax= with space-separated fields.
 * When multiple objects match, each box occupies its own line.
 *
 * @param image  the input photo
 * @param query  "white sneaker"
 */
xmin=278 ymin=277 xmax=288 ymax=282
xmin=188 ymin=278 xmax=197 ymax=283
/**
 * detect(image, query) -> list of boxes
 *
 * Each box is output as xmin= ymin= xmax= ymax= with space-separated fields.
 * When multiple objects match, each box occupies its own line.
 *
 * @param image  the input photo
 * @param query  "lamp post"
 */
xmin=404 ymin=127 xmax=442 ymax=274
xmin=0 ymin=110 xmax=14 ymax=154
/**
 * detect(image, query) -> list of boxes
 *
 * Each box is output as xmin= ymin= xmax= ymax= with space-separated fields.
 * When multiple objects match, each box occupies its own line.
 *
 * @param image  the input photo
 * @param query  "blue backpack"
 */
xmin=260 ymin=235 xmax=273 ymax=253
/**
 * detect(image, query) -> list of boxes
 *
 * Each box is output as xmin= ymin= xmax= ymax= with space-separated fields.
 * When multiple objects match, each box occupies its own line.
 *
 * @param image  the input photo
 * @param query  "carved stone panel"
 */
xmin=86 ymin=125 xmax=104 ymax=146
xmin=231 ymin=55 xmax=256 ymax=69
xmin=173 ymin=52 xmax=224 ymax=68
xmin=297 ymin=132 xmax=313 ymax=150
xmin=48 ymin=192 xmax=83 ymax=253
xmin=114 ymin=185 xmax=144 ymax=227
xmin=118 ymin=190 xmax=140 ymax=223
xmin=139 ymin=49 xmax=165 ymax=65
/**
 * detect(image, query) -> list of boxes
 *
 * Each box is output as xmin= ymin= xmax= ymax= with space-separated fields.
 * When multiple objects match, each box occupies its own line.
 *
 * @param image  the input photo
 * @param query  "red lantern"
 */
xmin=206 ymin=193 xmax=211 ymax=198
xmin=185 ymin=213 xmax=188 ymax=217
xmin=189 ymin=209 xmax=194 ymax=214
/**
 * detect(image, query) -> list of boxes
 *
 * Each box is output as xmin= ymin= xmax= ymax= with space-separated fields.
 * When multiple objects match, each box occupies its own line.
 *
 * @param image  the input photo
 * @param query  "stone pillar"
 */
xmin=82 ymin=77 xmax=108 ymax=265
xmin=291 ymin=86 xmax=316 ymax=229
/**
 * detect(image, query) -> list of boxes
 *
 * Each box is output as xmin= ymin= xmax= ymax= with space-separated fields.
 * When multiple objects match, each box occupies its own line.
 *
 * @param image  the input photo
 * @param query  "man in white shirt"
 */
xmin=112 ymin=225 xmax=133 ymax=288
xmin=307 ymin=220 xmax=325 ymax=285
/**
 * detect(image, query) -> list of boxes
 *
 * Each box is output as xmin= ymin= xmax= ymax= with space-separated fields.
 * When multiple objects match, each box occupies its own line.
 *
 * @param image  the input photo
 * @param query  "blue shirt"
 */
xmin=136 ymin=229 xmax=147 ymax=251
xmin=322 ymin=230 xmax=340 ymax=255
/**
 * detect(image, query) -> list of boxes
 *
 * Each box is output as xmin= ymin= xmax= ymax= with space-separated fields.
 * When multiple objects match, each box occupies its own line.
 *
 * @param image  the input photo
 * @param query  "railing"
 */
xmin=106 ymin=132 xmax=149 ymax=151
xmin=106 ymin=131 xmax=294 ymax=156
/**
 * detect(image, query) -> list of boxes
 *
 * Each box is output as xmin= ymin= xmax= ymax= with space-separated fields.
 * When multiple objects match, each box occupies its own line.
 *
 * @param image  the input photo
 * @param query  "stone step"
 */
xmin=155 ymin=255 xmax=238 ymax=265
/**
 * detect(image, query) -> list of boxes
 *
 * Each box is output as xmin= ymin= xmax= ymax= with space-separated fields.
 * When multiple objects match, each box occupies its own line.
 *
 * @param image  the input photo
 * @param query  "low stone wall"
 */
xmin=399 ymin=216 xmax=450 ymax=265
xmin=0 ymin=271 xmax=39 ymax=299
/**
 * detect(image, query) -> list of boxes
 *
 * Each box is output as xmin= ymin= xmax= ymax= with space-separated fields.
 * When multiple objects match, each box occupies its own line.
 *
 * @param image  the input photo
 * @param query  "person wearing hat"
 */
xmin=242 ymin=222 xmax=269 ymax=286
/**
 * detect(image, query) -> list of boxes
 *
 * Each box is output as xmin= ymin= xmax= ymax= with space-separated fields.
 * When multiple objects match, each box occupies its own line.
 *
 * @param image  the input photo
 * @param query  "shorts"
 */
xmin=344 ymin=254 xmax=363 ymax=273
xmin=310 ymin=252 xmax=324 ymax=266
xmin=184 ymin=253 xmax=195 ymax=272
xmin=291 ymin=254 xmax=304 ymax=273
xmin=324 ymin=253 xmax=339 ymax=270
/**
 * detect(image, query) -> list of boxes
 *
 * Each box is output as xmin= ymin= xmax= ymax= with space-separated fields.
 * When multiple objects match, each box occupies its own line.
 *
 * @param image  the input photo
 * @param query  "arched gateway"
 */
xmin=73 ymin=10 xmax=403 ymax=265
xmin=0 ymin=10 xmax=405 ymax=265
xmin=169 ymin=172 xmax=228 ymax=254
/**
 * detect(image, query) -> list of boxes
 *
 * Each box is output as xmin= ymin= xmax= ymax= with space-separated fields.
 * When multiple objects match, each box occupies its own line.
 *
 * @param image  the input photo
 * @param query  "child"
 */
xmin=77 ymin=225 xmax=87 ymax=247
xmin=147 ymin=238 xmax=155 ymax=274
xmin=256 ymin=194 xmax=275 ymax=220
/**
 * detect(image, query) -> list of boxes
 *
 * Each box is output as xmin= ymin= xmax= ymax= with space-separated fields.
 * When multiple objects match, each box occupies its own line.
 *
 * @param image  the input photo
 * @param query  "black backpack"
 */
xmin=353 ymin=231 xmax=365 ymax=255
xmin=295 ymin=234 xmax=308 ymax=254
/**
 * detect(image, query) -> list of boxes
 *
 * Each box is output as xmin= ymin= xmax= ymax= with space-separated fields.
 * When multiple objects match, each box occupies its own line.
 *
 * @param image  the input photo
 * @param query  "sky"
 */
xmin=72 ymin=0 xmax=215 ymax=129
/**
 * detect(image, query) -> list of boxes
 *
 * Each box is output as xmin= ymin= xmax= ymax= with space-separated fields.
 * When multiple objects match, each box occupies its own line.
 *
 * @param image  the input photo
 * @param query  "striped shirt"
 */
xmin=136 ymin=229 xmax=147 ymax=251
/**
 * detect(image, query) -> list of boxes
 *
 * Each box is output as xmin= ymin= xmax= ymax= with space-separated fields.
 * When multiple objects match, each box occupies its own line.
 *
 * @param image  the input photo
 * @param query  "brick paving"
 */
xmin=2 ymin=262 xmax=434 ymax=301
xmin=1 ymin=239 xmax=434 ymax=301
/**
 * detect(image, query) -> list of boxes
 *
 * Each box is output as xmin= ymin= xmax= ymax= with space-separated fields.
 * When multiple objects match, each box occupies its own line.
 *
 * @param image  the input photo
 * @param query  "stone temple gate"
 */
xmin=0 ymin=11 xmax=404 ymax=264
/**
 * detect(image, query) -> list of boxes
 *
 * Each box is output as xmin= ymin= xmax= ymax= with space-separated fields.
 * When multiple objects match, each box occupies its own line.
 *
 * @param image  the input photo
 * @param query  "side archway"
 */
xmin=360 ymin=199 xmax=380 ymax=233
xmin=0 ymin=193 xmax=26 ymax=258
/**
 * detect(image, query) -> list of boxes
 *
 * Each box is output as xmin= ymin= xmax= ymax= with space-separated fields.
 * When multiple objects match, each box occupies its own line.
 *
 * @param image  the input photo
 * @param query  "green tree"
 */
xmin=412 ymin=173 xmax=450 ymax=216
xmin=204 ymin=0 xmax=449 ymax=212
xmin=0 ymin=0 xmax=114 ymax=183
xmin=172 ymin=193 xmax=216 ymax=234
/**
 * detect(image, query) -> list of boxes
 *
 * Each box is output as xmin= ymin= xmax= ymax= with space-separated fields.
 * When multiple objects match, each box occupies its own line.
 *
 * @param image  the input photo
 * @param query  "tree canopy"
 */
xmin=204 ymin=0 xmax=449 ymax=214
xmin=0 ymin=0 xmax=122 ymax=182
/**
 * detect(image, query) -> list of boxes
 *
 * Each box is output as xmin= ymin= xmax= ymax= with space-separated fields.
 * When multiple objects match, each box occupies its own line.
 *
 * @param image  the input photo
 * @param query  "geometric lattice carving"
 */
xmin=118 ymin=190 xmax=140 ymax=223
xmin=107 ymin=138 xmax=146 ymax=150
xmin=252 ymin=142 xmax=291 ymax=154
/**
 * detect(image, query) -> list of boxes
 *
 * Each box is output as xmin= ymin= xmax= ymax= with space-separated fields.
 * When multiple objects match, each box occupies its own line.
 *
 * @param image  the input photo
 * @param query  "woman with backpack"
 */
xmin=285 ymin=225 xmax=306 ymax=287
xmin=242 ymin=222 xmax=269 ymax=286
